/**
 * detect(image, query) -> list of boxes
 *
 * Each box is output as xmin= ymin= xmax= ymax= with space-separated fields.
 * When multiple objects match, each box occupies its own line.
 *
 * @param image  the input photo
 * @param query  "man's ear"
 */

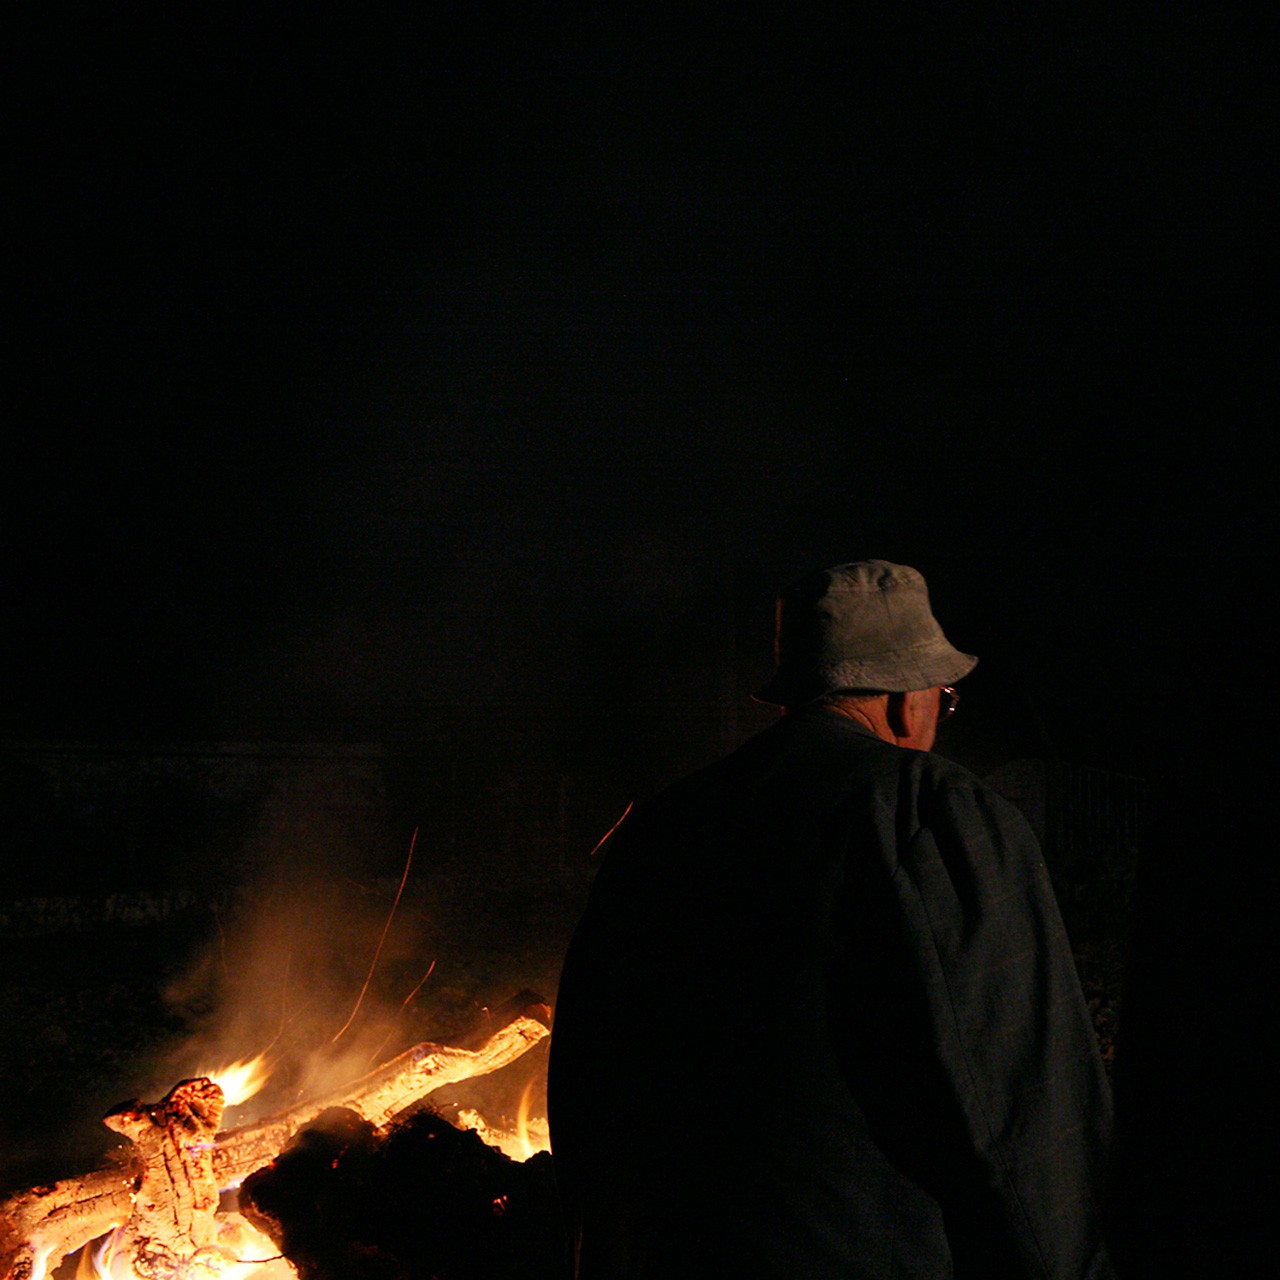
xmin=885 ymin=691 xmax=911 ymax=739
xmin=889 ymin=689 xmax=934 ymax=746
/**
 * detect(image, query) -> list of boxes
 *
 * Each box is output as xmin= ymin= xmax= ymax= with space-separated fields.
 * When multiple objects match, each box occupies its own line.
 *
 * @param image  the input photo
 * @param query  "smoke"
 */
xmin=146 ymin=801 xmax=570 ymax=1139
xmin=150 ymin=873 xmax=446 ymax=1118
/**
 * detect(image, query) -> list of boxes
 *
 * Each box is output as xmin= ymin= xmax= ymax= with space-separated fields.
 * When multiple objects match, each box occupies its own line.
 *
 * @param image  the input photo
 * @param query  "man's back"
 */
xmin=549 ymin=709 xmax=1113 ymax=1278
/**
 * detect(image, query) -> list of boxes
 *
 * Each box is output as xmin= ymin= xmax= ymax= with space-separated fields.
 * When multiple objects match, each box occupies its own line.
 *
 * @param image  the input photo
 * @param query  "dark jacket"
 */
xmin=548 ymin=708 xmax=1114 ymax=1278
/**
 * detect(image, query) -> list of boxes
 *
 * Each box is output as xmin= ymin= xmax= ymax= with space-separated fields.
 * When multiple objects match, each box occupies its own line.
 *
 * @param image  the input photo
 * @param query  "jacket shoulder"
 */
xmin=908 ymin=749 xmax=1031 ymax=825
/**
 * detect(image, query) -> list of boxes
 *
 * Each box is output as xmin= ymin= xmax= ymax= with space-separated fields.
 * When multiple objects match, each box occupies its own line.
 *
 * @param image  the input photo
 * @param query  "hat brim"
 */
xmin=752 ymin=647 xmax=978 ymax=706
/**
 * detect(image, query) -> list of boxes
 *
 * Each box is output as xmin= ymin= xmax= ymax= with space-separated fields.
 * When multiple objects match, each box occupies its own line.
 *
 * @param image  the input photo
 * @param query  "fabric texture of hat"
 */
xmin=753 ymin=560 xmax=978 ymax=705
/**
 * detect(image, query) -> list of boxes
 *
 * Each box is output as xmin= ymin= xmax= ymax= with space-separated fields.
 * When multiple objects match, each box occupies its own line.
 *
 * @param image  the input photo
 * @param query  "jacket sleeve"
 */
xmin=886 ymin=764 xmax=1116 ymax=1279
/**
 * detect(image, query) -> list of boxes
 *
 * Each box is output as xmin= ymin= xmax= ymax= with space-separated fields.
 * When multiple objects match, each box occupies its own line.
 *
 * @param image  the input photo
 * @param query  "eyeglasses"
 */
xmin=938 ymin=686 xmax=959 ymax=723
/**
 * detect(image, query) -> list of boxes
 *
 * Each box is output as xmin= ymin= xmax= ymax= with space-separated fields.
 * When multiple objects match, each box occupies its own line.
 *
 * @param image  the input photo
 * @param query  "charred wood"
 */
xmin=239 ymin=1107 xmax=561 ymax=1280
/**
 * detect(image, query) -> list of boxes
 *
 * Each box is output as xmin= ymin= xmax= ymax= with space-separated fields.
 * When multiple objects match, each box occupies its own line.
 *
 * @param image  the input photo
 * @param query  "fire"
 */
xmin=68 ymin=1221 xmax=292 ymax=1280
xmin=455 ymin=1079 xmax=550 ymax=1162
xmin=71 ymin=1228 xmax=121 ymax=1280
xmin=5 ymin=1005 xmax=551 ymax=1280
xmin=202 ymin=1053 xmax=272 ymax=1108
xmin=514 ymin=1077 xmax=550 ymax=1160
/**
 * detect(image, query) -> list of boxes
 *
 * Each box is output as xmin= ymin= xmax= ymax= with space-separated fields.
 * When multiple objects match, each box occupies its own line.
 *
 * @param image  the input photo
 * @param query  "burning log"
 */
xmin=238 ymin=1107 xmax=562 ymax=1280
xmin=0 ymin=995 xmax=551 ymax=1280
xmin=213 ymin=999 xmax=551 ymax=1188
xmin=0 ymin=1166 xmax=138 ymax=1280
xmin=97 ymin=1077 xmax=237 ymax=1279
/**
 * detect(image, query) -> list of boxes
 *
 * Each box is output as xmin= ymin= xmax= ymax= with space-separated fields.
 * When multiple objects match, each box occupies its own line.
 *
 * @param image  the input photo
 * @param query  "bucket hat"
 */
xmin=753 ymin=560 xmax=978 ymax=705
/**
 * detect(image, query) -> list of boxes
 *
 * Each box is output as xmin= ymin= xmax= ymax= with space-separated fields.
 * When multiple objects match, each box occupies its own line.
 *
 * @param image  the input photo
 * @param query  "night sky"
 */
xmin=6 ymin=10 xmax=1270 ymax=772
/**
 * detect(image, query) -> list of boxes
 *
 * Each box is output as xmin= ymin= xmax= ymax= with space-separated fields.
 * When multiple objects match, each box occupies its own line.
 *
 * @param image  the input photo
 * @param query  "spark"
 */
xmin=397 ymin=959 xmax=437 ymax=1013
xmin=365 ymin=959 xmax=438 ymax=1067
xmin=589 ymin=801 xmax=633 ymax=857
xmin=329 ymin=827 xmax=418 ymax=1046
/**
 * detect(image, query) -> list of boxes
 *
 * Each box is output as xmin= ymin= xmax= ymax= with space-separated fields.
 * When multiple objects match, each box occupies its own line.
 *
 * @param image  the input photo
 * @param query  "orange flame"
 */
xmin=203 ymin=1053 xmax=271 ymax=1108
xmin=515 ymin=1078 xmax=542 ymax=1160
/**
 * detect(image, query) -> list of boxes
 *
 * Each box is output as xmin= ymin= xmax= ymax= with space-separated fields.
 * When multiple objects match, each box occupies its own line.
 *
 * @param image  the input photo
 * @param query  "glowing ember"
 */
xmin=67 ymin=1219 xmax=291 ymax=1280
xmin=203 ymin=1054 xmax=271 ymax=1108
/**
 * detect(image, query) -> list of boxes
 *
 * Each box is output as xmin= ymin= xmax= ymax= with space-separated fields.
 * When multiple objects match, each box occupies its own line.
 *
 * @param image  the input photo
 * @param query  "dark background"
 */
xmin=7 ymin=7 xmax=1268 ymax=771
xmin=3 ymin=7 xmax=1272 ymax=1273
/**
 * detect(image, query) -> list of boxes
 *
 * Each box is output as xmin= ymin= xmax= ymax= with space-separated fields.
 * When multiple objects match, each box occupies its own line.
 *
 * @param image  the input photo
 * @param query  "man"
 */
xmin=548 ymin=561 xmax=1114 ymax=1278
